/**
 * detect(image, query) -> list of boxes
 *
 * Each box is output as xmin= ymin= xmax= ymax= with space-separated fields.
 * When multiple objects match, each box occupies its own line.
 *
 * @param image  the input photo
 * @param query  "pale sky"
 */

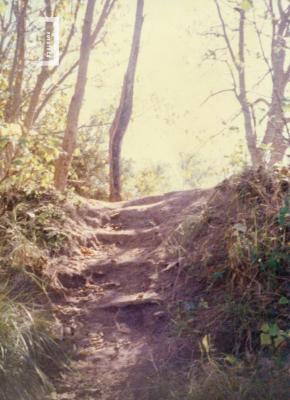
xmin=80 ymin=0 xmax=273 ymax=189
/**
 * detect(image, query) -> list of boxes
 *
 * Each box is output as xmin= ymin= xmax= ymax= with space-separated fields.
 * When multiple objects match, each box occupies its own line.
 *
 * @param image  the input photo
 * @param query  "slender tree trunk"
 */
xmin=214 ymin=1 xmax=290 ymax=167
xmin=33 ymin=0 xmax=116 ymax=125
xmin=4 ymin=0 xmax=28 ymax=123
xmin=109 ymin=0 xmax=144 ymax=201
xmin=237 ymin=10 xmax=260 ymax=166
xmin=24 ymin=0 xmax=52 ymax=129
xmin=54 ymin=0 xmax=96 ymax=191
xmin=261 ymin=30 xmax=288 ymax=165
xmin=24 ymin=70 xmax=50 ymax=129
xmin=24 ymin=0 xmax=83 ymax=129
xmin=262 ymin=93 xmax=287 ymax=165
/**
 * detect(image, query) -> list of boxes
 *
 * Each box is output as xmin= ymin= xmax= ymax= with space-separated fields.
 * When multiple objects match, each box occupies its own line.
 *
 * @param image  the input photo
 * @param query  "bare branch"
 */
xmin=225 ymin=60 xmax=239 ymax=100
xmin=34 ymin=0 xmax=117 ymax=123
xmin=252 ymin=98 xmax=271 ymax=107
xmin=214 ymin=0 xmax=239 ymax=71
xmin=90 ymin=0 xmax=117 ymax=46
xmin=200 ymin=89 xmax=235 ymax=106
xmin=252 ymin=8 xmax=273 ymax=77
xmin=33 ymin=60 xmax=79 ymax=122
xmin=52 ymin=0 xmax=81 ymax=72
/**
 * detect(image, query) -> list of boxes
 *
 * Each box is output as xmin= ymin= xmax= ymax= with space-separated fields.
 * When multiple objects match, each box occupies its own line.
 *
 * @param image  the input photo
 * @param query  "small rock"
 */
xmin=153 ymin=311 xmax=167 ymax=319
xmin=101 ymin=281 xmax=121 ymax=289
xmin=96 ymin=291 xmax=162 ymax=309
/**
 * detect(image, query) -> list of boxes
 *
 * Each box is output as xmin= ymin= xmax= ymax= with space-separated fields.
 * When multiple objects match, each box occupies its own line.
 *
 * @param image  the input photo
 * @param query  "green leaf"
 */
xmin=225 ymin=354 xmax=238 ymax=365
xmin=269 ymin=323 xmax=279 ymax=337
xmin=261 ymin=323 xmax=270 ymax=333
xmin=12 ymin=159 xmax=23 ymax=166
xmin=278 ymin=206 xmax=288 ymax=226
xmin=282 ymin=104 xmax=290 ymax=112
xmin=240 ymin=0 xmax=253 ymax=12
xmin=278 ymin=296 xmax=289 ymax=305
xmin=212 ymin=271 xmax=225 ymax=281
xmin=0 ymin=1 xmax=6 ymax=13
xmin=260 ymin=333 xmax=271 ymax=346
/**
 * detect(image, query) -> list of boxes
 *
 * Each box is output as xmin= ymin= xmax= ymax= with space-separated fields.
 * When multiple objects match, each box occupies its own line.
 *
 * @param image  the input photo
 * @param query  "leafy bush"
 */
xmin=0 ymin=124 xmax=59 ymax=192
xmin=0 ymin=191 xmax=71 ymax=265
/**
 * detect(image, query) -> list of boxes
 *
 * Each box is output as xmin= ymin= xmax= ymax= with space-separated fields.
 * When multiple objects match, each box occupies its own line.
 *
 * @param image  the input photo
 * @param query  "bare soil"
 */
xmin=49 ymin=189 xmax=211 ymax=400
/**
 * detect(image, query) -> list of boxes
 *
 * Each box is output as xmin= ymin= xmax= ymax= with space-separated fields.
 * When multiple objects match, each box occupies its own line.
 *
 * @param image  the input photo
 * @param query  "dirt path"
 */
xmin=50 ymin=189 xmax=210 ymax=400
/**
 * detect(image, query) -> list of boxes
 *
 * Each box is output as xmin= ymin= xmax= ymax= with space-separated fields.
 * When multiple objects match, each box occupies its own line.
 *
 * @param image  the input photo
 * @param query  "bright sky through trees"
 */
xmin=83 ymin=0 xmax=246 ymax=189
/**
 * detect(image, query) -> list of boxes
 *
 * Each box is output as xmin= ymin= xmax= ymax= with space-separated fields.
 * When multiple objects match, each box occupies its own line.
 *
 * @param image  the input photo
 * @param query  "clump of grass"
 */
xmin=0 ymin=285 xmax=63 ymax=400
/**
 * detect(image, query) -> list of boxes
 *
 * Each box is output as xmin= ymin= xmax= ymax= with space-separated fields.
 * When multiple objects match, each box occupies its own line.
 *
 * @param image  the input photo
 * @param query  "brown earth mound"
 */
xmin=168 ymin=167 xmax=289 ymax=355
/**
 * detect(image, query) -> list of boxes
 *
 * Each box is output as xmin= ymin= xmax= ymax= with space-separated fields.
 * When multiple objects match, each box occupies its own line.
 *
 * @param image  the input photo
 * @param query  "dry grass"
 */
xmin=136 ymin=358 xmax=290 ymax=400
xmin=0 ymin=285 xmax=64 ymax=400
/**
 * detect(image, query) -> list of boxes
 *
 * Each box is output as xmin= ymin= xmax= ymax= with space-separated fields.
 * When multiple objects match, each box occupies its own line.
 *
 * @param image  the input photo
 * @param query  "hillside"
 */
xmin=0 ymin=167 xmax=289 ymax=400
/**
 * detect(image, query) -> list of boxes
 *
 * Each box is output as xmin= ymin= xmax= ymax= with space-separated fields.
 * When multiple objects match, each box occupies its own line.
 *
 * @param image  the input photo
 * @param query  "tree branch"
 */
xmin=34 ymin=0 xmax=117 ymax=123
xmin=214 ymin=0 xmax=240 ymax=71
xmin=252 ymin=98 xmax=271 ymax=107
xmin=200 ymin=89 xmax=235 ymax=106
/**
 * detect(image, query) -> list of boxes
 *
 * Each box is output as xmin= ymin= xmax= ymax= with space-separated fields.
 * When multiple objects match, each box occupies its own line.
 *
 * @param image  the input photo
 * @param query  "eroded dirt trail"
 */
xmin=50 ymin=190 xmax=210 ymax=400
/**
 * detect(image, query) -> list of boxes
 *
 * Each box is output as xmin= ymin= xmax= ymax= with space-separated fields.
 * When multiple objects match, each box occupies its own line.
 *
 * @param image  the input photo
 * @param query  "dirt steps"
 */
xmin=94 ymin=227 xmax=161 ymax=247
xmin=51 ymin=189 xmax=211 ymax=400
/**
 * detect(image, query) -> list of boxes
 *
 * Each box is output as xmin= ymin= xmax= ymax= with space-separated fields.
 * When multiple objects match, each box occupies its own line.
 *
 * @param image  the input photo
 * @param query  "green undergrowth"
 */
xmin=0 ymin=189 xmax=73 ymax=398
xmin=0 ymin=190 xmax=72 ymax=262
xmin=160 ymin=167 xmax=290 ymax=399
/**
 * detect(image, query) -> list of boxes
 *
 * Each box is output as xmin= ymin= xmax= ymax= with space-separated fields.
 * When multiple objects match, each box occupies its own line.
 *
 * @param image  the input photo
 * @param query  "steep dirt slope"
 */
xmin=50 ymin=189 xmax=211 ymax=400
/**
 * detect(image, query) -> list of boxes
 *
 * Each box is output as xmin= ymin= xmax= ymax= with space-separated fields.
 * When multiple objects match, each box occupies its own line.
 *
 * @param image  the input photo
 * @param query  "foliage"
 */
xmin=179 ymin=152 xmax=211 ymax=188
xmin=69 ymin=124 xmax=173 ymax=198
xmin=69 ymin=117 xmax=110 ymax=199
xmin=0 ymin=123 xmax=60 ymax=192
xmin=123 ymin=161 xmax=171 ymax=198
xmin=0 ymin=191 xmax=72 ymax=274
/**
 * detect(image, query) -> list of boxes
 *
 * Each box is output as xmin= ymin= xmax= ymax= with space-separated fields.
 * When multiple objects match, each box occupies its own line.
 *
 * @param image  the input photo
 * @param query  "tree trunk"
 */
xmin=237 ymin=10 xmax=261 ymax=166
xmin=4 ymin=0 xmax=28 ymax=123
xmin=24 ymin=0 xmax=52 ymax=129
xmin=214 ymin=2 xmax=290 ymax=167
xmin=54 ymin=0 xmax=96 ymax=191
xmin=24 ymin=70 xmax=50 ymax=129
xmin=261 ymin=32 xmax=288 ymax=166
xmin=262 ymin=99 xmax=286 ymax=166
xmin=109 ymin=0 xmax=144 ymax=201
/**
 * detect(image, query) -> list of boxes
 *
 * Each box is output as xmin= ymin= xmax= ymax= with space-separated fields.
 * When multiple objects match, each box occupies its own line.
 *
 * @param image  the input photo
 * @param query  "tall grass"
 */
xmin=0 ymin=285 xmax=62 ymax=400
